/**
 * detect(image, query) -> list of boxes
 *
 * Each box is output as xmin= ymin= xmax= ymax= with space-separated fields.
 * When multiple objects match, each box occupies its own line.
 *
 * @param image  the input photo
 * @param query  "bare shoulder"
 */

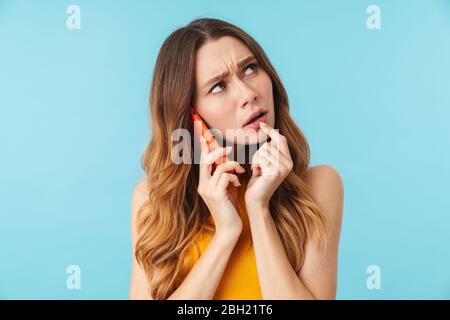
xmin=133 ymin=178 xmax=149 ymax=197
xmin=132 ymin=178 xmax=148 ymax=212
xmin=305 ymin=164 xmax=344 ymax=221
xmin=131 ymin=178 xmax=150 ymax=222
xmin=299 ymin=165 xmax=344 ymax=299
xmin=305 ymin=164 xmax=344 ymax=192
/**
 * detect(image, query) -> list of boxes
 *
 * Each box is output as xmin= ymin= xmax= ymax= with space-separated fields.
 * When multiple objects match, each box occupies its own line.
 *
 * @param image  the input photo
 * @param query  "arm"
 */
xmin=246 ymin=165 xmax=344 ymax=299
xmin=129 ymin=179 xmax=151 ymax=300
xmin=167 ymin=231 xmax=239 ymax=300
xmin=129 ymin=179 xmax=241 ymax=300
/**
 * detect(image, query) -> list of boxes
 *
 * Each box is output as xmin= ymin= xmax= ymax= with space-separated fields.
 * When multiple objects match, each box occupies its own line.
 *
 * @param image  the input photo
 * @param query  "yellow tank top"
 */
xmin=185 ymin=184 xmax=263 ymax=300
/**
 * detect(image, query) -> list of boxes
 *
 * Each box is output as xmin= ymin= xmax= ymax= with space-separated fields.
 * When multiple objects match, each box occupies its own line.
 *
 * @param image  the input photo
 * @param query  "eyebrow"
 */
xmin=203 ymin=55 xmax=257 ymax=91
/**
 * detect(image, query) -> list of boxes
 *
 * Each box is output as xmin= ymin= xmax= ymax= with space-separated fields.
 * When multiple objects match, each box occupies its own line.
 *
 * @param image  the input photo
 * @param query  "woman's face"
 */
xmin=193 ymin=36 xmax=275 ymax=145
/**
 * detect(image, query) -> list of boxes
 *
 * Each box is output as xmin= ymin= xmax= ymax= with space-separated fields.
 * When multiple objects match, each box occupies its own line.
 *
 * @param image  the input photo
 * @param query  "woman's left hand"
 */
xmin=245 ymin=122 xmax=293 ymax=211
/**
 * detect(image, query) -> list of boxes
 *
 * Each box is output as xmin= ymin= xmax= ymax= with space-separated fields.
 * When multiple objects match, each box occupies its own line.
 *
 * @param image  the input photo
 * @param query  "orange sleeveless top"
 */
xmin=185 ymin=184 xmax=263 ymax=300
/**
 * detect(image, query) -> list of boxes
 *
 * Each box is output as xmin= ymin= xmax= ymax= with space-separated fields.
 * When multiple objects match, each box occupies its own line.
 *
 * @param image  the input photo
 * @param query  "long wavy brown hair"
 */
xmin=135 ymin=18 xmax=328 ymax=300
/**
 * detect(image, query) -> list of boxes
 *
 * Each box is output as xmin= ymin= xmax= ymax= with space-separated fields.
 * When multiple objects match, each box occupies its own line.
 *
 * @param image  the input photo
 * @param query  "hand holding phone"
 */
xmin=190 ymin=107 xmax=233 ymax=174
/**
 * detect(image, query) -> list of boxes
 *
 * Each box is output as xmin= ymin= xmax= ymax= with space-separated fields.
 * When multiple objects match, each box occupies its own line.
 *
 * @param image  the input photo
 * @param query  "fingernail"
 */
xmin=200 ymin=136 xmax=204 ymax=143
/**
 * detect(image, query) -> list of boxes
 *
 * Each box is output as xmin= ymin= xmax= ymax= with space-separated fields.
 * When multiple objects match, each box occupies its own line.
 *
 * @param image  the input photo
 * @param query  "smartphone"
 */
xmin=190 ymin=107 xmax=233 ymax=174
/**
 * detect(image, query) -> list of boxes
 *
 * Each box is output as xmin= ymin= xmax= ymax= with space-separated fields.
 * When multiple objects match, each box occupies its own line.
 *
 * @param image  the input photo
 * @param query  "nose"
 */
xmin=235 ymin=78 xmax=257 ymax=109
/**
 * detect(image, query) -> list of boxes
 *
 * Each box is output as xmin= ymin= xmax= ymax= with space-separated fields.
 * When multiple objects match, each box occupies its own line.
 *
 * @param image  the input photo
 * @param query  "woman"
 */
xmin=129 ymin=18 xmax=344 ymax=300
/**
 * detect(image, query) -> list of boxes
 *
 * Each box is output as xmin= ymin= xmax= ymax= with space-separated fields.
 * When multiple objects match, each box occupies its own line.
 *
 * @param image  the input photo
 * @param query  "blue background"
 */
xmin=1 ymin=0 xmax=449 ymax=299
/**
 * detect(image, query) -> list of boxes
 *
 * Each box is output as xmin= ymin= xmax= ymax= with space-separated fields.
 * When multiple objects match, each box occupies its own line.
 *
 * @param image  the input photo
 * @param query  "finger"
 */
xmin=219 ymin=160 xmax=245 ymax=173
xmin=252 ymin=146 xmax=277 ymax=176
xmin=233 ymin=162 xmax=246 ymax=174
xmin=259 ymin=122 xmax=290 ymax=158
xmin=251 ymin=162 xmax=261 ymax=177
xmin=212 ymin=158 xmax=246 ymax=174
xmin=251 ymin=145 xmax=271 ymax=167
xmin=268 ymin=143 xmax=292 ymax=170
xmin=258 ymin=152 xmax=272 ymax=168
xmin=259 ymin=143 xmax=287 ymax=170
xmin=218 ymin=173 xmax=241 ymax=189
xmin=200 ymin=140 xmax=232 ymax=177
xmin=259 ymin=122 xmax=282 ymax=146
xmin=211 ymin=161 xmax=245 ymax=185
xmin=261 ymin=145 xmax=293 ymax=174
xmin=250 ymin=148 xmax=262 ymax=172
xmin=205 ymin=146 xmax=233 ymax=165
xmin=250 ymin=151 xmax=268 ymax=177
xmin=199 ymin=136 xmax=212 ymax=176
xmin=258 ymin=152 xmax=282 ymax=180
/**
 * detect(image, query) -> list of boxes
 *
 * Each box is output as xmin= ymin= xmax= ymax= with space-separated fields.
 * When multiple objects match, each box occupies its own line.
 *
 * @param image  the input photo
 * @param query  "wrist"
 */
xmin=214 ymin=227 xmax=241 ymax=244
xmin=245 ymin=203 xmax=271 ymax=222
xmin=245 ymin=200 xmax=269 ymax=213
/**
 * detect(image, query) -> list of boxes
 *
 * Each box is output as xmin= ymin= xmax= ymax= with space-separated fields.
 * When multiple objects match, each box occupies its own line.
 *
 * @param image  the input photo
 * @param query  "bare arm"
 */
xmin=129 ymin=179 xmax=151 ymax=300
xmin=167 ymin=231 xmax=239 ymax=300
xmin=129 ymin=179 xmax=241 ymax=300
xmin=246 ymin=165 xmax=344 ymax=299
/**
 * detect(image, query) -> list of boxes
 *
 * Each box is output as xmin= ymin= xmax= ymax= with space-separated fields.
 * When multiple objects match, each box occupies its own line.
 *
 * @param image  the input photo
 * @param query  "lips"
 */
xmin=243 ymin=113 xmax=268 ymax=130
xmin=242 ymin=109 xmax=268 ymax=127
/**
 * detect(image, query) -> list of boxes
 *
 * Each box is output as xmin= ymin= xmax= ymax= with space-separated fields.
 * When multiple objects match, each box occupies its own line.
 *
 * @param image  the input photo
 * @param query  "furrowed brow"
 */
xmin=203 ymin=55 xmax=257 ymax=91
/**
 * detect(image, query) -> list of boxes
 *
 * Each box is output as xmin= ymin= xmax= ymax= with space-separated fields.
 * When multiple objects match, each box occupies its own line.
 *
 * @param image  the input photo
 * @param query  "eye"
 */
xmin=208 ymin=63 xmax=258 ymax=95
xmin=209 ymin=81 xmax=226 ymax=94
xmin=244 ymin=63 xmax=258 ymax=76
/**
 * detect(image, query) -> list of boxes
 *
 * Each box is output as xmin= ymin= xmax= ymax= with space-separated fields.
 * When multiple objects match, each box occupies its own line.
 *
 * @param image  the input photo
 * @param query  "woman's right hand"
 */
xmin=197 ymin=136 xmax=246 ymax=237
